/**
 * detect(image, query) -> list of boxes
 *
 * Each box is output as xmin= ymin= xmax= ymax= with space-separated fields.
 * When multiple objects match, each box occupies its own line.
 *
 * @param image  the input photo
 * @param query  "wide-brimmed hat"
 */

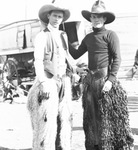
xmin=39 ymin=3 xmax=70 ymax=24
xmin=81 ymin=0 xmax=115 ymax=24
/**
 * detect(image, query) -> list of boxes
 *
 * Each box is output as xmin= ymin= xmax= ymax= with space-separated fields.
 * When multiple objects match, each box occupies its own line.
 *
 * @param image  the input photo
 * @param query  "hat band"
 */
xmin=91 ymin=7 xmax=105 ymax=13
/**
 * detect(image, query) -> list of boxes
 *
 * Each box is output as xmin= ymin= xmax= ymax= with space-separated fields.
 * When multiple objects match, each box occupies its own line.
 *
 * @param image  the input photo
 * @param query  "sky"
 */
xmin=0 ymin=0 xmax=138 ymax=25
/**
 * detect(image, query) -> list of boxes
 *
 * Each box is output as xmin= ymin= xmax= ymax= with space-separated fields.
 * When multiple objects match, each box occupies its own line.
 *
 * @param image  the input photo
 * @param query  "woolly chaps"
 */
xmin=82 ymin=75 xmax=134 ymax=150
xmin=27 ymin=77 xmax=73 ymax=150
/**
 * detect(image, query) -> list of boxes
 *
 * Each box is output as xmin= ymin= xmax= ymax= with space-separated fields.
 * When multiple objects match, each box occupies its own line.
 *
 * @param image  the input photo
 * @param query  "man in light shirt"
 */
xmin=27 ymin=3 xmax=79 ymax=150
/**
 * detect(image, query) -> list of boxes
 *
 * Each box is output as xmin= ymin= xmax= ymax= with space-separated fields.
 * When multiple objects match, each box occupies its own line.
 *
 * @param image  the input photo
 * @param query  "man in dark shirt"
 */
xmin=69 ymin=0 xmax=133 ymax=150
xmin=69 ymin=2 xmax=121 ymax=86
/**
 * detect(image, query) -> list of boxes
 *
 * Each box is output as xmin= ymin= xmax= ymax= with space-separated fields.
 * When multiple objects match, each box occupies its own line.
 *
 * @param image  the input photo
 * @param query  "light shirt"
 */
xmin=48 ymin=24 xmax=67 ymax=77
xmin=34 ymin=23 xmax=67 ymax=82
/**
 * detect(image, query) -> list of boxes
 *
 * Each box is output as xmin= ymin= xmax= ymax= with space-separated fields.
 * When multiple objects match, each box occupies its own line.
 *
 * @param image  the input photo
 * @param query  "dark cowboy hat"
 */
xmin=39 ymin=4 xmax=70 ymax=24
xmin=81 ymin=0 xmax=115 ymax=24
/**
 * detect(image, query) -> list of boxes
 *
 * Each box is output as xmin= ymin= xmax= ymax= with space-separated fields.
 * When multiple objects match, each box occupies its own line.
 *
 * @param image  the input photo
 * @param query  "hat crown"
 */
xmin=38 ymin=3 xmax=70 ymax=24
xmin=91 ymin=0 xmax=106 ymax=13
xmin=81 ymin=0 xmax=115 ymax=24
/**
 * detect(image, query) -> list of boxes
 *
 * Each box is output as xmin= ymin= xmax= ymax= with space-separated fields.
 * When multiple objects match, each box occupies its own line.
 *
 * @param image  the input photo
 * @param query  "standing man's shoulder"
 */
xmin=35 ymin=30 xmax=45 ymax=38
xmin=106 ymin=29 xmax=119 ymax=38
xmin=82 ymin=32 xmax=93 ymax=41
xmin=35 ymin=29 xmax=50 ymax=43
xmin=105 ymin=29 xmax=120 ymax=44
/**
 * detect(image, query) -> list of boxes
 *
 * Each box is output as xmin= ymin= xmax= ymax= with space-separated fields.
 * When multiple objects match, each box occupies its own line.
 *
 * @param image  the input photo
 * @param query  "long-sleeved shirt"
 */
xmin=69 ymin=26 xmax=121 ymax=82
xmin=34 ymin=23 xmax=67 ymax=82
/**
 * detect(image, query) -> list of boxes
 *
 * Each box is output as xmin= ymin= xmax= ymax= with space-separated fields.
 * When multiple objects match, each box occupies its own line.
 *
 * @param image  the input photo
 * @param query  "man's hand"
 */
xmin=71 ymin=41 xmax=79 ymax=49
xmin=76 ymin=67 xmax=88 ymax=76
xmin=41 ymin=79 xmax=57 ymax=99
xmin=102 ymin=80 xmax=112 ymax=92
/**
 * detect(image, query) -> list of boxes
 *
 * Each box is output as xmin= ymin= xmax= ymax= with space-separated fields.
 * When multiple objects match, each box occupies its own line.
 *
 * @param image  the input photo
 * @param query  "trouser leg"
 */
xmin=82 ymin=75 xmax=106 ymax=150
xmin=27 ymin=79 xmax=59 ymax=150
xmin=56 ymin=77 xmax=73 ymax=150
xmin=85 ymin=145 xmax=100 ymax=150
xmin=83 ymin=89 xmax=101 ymax=149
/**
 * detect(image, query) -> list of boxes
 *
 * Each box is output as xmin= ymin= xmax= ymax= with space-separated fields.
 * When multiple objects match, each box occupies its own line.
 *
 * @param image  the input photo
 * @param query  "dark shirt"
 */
xmin=69 ymin=26 xmax=121 ymax=82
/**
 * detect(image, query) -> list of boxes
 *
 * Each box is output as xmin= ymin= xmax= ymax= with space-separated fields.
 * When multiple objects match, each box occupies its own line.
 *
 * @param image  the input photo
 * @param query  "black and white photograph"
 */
xmin=0 ymin=0 xmax=138 ymax=149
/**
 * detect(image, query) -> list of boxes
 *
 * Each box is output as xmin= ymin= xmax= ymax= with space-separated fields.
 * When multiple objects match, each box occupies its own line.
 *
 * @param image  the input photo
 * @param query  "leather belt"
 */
xmin=90 ymin=67 xmax=108 ymax=80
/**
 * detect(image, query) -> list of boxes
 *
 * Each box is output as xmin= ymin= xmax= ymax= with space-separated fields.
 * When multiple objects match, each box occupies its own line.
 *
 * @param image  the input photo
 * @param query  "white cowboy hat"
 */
xmin=81 ymin=0 xmax=115 ymax=24
xmin=38 ymin=3 xmax=70 ymax=24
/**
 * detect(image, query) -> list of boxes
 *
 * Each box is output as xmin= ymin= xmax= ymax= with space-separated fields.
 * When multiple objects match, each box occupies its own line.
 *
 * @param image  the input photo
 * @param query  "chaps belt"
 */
xmin=90 ymin=67 xmax=108 ymax=80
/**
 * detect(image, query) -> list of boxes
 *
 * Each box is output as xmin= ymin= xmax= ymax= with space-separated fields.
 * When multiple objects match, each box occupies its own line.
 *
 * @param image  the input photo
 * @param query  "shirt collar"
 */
xmin=93 ymin=26 xmax=106 ymax=33
xmin=47 ymin=23 xmax=59 ymax=32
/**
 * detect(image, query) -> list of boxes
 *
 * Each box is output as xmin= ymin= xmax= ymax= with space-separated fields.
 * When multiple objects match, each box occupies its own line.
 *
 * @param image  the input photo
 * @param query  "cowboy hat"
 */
xmin=38 ymin=3 xmax=70 ymax=24
xmin=81 ymin=0 xmax=115 ymax=24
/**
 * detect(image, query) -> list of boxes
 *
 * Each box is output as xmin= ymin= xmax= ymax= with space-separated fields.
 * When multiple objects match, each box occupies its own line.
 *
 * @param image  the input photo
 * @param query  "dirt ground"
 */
xmin=0 ymin=99 xmax=85 ymax=150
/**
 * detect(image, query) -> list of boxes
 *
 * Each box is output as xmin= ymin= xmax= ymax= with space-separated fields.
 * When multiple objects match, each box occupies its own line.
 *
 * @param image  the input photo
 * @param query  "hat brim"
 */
xmin=39 ymin=4 xmax=70 ymax=24
xmin=81 ymin=10 xmax=115 ymax=24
